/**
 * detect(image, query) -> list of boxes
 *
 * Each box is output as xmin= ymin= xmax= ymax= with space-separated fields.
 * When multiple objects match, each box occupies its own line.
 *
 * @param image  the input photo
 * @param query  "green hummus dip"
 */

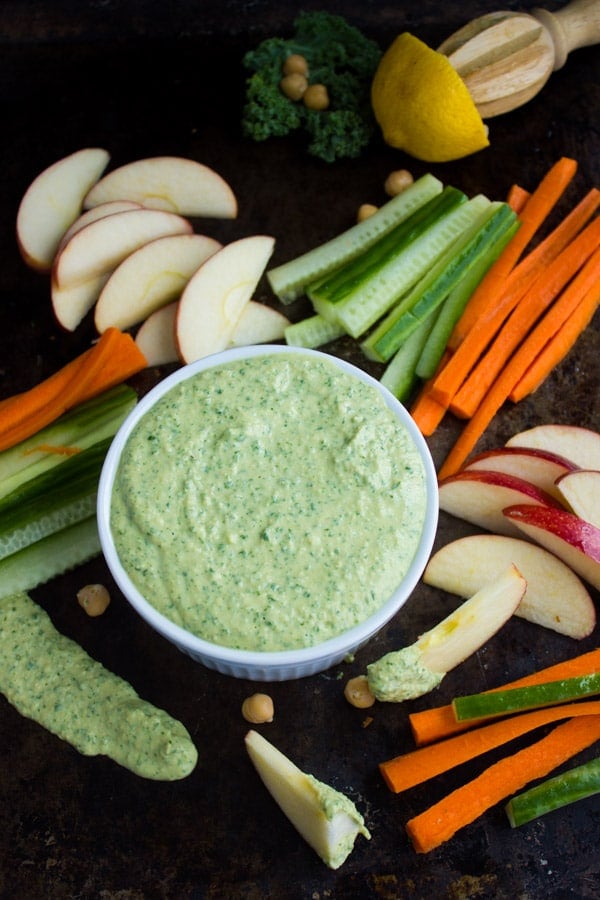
xmin=111 ymin=353 xmax=427 ymax=652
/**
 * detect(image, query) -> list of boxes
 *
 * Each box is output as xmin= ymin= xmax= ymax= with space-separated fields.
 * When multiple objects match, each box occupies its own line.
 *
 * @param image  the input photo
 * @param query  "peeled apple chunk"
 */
xmin=245 ymin=729 xmax=370 ymax=870
xmin=423 ymin=534 xmax=596 ymax=639
xmin=83 ymin=155 xmax=238 ymax=218
xmin=16 ymin=147 xmax=110 ymax=272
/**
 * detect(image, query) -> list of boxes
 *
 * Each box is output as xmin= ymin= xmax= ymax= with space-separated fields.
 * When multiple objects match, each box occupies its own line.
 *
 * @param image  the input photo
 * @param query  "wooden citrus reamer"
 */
xmin=438 ymin=0 xmax=600 ymax=117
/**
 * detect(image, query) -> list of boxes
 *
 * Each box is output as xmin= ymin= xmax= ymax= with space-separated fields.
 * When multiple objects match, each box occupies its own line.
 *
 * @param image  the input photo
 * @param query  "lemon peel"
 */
xmin=371 ymin=32 xmax=490 ymax=163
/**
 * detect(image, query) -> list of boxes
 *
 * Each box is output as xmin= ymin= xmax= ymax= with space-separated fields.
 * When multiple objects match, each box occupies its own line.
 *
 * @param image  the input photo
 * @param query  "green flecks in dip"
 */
xmin=0 ymin=592 xmax=198 ymax=780
xmin=111 ymin=354 xmax=427 ymax=652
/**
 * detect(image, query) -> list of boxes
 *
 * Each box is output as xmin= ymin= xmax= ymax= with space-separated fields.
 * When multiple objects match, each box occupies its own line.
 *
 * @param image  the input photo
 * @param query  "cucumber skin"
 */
xmin=363 ymin=202 xmax=517 ymax=362
xmin=506 ymin=756 xmax=600 ymax=827
xmin=0 ymin=517 xmax=101 ymax=599
xmin=453 ymin=672 xmax=600 ymax=721
xmin=267 ymin=173 xmax=444 ymax=303
xmin=312 ymin=190 xmax=472 ymax=339
xmin=416 ymin=217 xmax=519 ymax=380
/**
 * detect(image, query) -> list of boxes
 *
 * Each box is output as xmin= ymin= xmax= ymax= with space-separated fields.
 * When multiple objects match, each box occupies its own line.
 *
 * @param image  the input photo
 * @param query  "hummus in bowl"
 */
xmin=97 ymin=345 xmax=438 ymax=680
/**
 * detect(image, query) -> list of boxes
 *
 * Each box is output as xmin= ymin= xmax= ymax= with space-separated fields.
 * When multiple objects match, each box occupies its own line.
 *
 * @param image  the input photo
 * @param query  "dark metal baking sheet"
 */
xmin=0 ymin=2 xmax=598 ymax=897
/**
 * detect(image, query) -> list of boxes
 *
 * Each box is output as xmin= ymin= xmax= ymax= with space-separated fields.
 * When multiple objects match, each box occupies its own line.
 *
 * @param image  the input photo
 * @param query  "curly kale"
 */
xmin=241 ymin=11 xmax=382 ymax=162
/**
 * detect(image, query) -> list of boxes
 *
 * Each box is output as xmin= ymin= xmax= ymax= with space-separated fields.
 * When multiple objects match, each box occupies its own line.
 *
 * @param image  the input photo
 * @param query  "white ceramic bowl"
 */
xmin=97 ymin=345 xmax=438 ymax=681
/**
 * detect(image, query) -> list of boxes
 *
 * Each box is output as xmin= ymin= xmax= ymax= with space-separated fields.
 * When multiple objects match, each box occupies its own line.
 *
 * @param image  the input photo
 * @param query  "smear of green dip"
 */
xmin=367 ymin=643 xmax=444 ymax=702
xmin=0 ymin=592 xmax=197 ymax=780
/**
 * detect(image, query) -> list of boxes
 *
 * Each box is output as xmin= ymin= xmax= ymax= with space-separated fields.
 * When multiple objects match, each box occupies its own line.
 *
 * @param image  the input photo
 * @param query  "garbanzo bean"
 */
xmin=77 ymin=583 xmax=111 ymax=617
xmin=280 ymin=73 xmax=308 ymax=102
xmin=242 ymin=693 xmax=274 ymax=724
xmin=344 ymin=675 xmax=376 ymax=709
xmin=283 ymin=53 xmax=309 ymax=77
xmin=384 ymin=169 xmax=414 ymax=197
xmin=357 ymin=203 xmax=378 ymax=223
xmin=303 ymin=83 xmax=330 ymax=111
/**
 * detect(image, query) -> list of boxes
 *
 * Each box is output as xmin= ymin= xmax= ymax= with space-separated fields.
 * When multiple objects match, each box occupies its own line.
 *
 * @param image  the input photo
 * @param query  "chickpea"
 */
xmin=303 ymin=83 xmax=330 ymax=111
xmin=280 ymin=72 xmax=308 ymax=102
xmin=357 ymin=203 xmax=378 ymax=223
xmin=242 ymin=693 xmax=274 ymax=724
xmin=77 ymin=583 xmax=111 ymax=617
xmin=283 ymin=53 xmax=309 ymax=77
xmin=384 ymin=169 xmax=414 ymax=197
xmin=344 ymin=675 xmax=376 ymax=709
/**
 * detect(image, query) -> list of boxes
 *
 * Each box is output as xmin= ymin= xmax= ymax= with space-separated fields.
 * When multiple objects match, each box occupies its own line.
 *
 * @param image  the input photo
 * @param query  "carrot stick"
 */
xmin=506 ymin=184 xmax=531 ymax=214
xmin=405 ymin=715 xmax=600 ymax=853
xmin=509 ymin=279 xmax=600 ymax=401
xmin=429 ymin=189 xmax=600 ymax=411
xmin=450 ymin=216 xmax=600 ymax=418
xmin=409 ymin=648 xmax=600 ymax=746
xmin=446 ymin=157 xmax=578 ymax=351
xmin=381 ymin=698 xmax=600 ymax=794
xmin=0 ymin=328 xmax=146 ymax=451
xmin=436 ymin=242 xmax=600 ymax=479
xmin=410 ymin=353 xmax=451 ymax=435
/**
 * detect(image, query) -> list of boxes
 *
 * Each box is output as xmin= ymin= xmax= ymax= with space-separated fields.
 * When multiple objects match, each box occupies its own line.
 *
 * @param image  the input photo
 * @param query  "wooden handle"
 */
xmin=533 ymin=0 xmax=600 ymax=69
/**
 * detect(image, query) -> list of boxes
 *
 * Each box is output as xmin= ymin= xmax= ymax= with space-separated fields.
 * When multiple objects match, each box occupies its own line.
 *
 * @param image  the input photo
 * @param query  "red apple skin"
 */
xmin=504 ymin=504 xmax=600 ymax=591
xmin=506 ymin=424 xmax=600 ymax=471
xmin=504 ymin=505 xmax=600 ymax=559
xmin=464 ymin=447 xmax=579 ymax=501
xmin=439 ymin=469 xmax=562 ymax=536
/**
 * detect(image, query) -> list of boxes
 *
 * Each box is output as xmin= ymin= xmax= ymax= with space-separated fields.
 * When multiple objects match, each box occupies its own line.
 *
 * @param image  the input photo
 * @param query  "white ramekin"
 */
xmin=97 ymin=345 xmax=438 ymax=681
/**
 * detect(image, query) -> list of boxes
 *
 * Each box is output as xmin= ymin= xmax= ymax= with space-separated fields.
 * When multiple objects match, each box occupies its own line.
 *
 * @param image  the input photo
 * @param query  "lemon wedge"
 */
xmin=371 ymin=32 xmax=490 ymax=162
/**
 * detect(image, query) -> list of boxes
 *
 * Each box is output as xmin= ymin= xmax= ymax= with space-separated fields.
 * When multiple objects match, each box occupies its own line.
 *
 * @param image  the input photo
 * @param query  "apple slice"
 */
xmin=94 ymin=233 xmax=222 ymax=333
xmin=83 ymin=155 xmax=238 ymax=218
xmin=51 ymin=274 xmax=110 ymax=333
xmin=53 ymin=207 xmax=192 ymax=288
xmin=504 ymin=504 xmax=600 ymax=591
xmin=555 ymin=470 xmax=600 ymax=528
xmin=245 ymin=729 xmax=370 ymax=870
xmin=506 ymin=424 xmax=600 ymax=470
xmin=463 ymin=447 xmax=577 ymax=501
xmin=136 ymin=298 xmax=290 ymax=367
xmin=438 ymin=469 xmax=561 ymax=536
xmin=16 ymin=147 xmax=110 ymax=272
xmin=424 ymin=534 xmax=596 ymax=639
xmin=229 ymin=301 xmax=290 ymax=347
xmin=366 ymin=565 xmax=526 ymax=702
xmin=57 ymin=199 xmax=142 ymax=253
xmin=135 ymin=302 xmax=179 ymax=366
xmin=175 ymin=235 xmax=275 ymax=363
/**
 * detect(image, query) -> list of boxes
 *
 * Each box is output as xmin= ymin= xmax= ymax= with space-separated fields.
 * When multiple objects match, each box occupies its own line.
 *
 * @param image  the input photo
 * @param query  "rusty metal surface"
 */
xmin=0 ymin=3 xmax=598 ymax=897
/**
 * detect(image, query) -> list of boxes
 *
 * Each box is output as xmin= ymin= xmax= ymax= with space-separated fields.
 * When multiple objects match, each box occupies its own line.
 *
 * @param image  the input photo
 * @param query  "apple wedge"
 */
xmin=135 ymin=302 xmax=179 ymax=366
xmin=229 ymin=301 xmax=290 ymax=347
xmin=53 ymin=207 xmax=192 ymax=288
xmin=94 ymin=233 xmax=222 ymax=333
xmin=16 ymin=147 xmax=110 ymax=272
xmin=366 ymin=565 xmax=526 ymax=702
xmin=424 ymin=534 xmax=596 ymax=639
xmin=136 ymin=299 xmax=289 ymax=367
xmin=438 ymin=469 xmax=561 ymax=536
xmin=463 ymin=447 xmax=577 ymax=501
xmin=175 ymin=235 xmax=275 ymax=363
xmin=51 ymin=209 xmax=192 ymax=331
xmin=245 ymin=729 xmax=370 ymax=870
xmin=51 ymin=274 xmax=110 ymax=333
xmin=504 ymin=504 xmax=600 ymax=591
xmin=83 ymin=155 xmax=238 ymax=218
xmin=555 ymin=470 xmax=600 ymax=528
xmin=506 ymin=424 xmax=600 ymax=470
xmin=57 ymin=199 xmax=142 ymax=253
